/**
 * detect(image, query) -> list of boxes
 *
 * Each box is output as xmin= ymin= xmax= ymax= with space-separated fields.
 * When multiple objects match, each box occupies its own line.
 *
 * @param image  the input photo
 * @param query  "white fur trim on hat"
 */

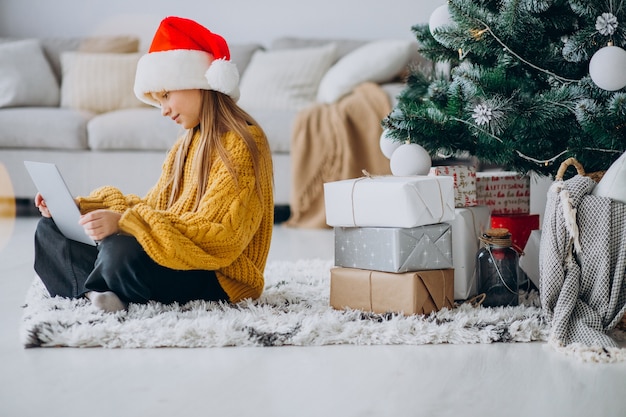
xmin=205 ymin=59 xmax=240 ymax=99
xmin=133 ymin=49 xmax=240 ymax=106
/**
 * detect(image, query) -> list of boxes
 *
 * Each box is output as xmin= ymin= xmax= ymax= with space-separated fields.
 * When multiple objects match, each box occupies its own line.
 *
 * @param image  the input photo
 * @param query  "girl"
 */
xmin=33 ymin=16 xmax=274 ymax=312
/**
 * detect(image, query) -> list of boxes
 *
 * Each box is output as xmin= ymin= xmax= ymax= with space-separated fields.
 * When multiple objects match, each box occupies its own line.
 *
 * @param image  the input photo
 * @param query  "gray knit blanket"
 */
xmin=540 ymin=174 xmax=626 ymax=357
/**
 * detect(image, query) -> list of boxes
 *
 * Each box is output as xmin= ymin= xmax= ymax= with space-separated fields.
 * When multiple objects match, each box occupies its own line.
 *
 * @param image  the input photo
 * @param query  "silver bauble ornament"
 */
xmin=589 ymin=45 xmax=626 ymax=91
xmin=379 ymin=129 xmax=403 ymax=159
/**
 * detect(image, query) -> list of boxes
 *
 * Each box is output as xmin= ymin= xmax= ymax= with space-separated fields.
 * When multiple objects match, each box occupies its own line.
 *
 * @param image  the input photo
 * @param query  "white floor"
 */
xmin=1 ymin=216 xmax=625 ymax=417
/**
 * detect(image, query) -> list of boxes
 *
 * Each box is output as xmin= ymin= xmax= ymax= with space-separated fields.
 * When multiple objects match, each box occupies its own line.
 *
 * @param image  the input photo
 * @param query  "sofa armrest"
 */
xmin=379 ymin=82 xmax=406 ymax=108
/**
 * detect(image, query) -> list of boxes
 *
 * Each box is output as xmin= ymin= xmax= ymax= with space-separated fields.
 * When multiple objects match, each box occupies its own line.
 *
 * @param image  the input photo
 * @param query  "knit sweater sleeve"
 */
xmin=116 ymin=129 xmax=270 ymax=271
xmin=76 ymin=187 xmax=142 ymax=213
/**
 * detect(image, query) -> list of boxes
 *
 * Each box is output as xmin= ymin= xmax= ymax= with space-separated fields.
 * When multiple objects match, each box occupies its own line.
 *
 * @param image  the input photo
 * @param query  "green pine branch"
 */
xmin=383 ymin=0 xmax=626 ymax=176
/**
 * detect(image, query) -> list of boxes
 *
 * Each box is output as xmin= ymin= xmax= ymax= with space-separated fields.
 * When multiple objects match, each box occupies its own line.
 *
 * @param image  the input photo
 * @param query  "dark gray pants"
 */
xmin=34 ymin=217 xmax=228 ymax=304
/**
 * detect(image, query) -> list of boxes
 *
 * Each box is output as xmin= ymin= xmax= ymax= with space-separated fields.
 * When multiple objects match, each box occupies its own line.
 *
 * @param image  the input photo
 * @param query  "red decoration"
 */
xmin=491 ymin=214 xmax=540 ymax=250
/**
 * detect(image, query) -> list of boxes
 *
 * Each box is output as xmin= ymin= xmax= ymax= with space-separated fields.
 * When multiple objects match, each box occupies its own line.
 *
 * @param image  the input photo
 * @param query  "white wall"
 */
xmin=0 ymin=0 xmax=445 ymax=49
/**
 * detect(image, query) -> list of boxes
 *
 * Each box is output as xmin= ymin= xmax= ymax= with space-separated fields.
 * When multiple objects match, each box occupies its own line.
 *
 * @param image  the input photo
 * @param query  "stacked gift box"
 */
xmin=322 ymin=168 xmax=543 ymax=315
xmin=324 ymin=174 xmax=459 ymax=315
xmin=476 ymin=171 xmax=531 ymax=215
xmin=429 ymin=165 xmax=491 ymax=300
xmin=429 ymin=164 xmax=478 ymax=209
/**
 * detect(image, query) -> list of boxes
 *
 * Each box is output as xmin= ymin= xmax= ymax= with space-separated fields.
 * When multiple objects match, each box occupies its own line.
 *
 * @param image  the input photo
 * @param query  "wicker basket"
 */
xmin=555 ymin=157 xmax=605 ymax=182
xmin=555 ymin=158 xmax=626 ymax=330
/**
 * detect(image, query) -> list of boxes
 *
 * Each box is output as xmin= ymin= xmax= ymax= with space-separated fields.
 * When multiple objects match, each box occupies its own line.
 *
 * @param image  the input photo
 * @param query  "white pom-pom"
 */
xmin=390 ymin=143 xmax=432 ymax=176
xmin=205 ymin=59 xmax=240 ymax=96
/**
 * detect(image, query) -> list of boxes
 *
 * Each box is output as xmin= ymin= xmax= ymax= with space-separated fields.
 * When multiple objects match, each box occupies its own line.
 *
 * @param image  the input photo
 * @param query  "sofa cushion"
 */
xmin=229 ymin=43 xmax=264 ymax=75
xmin=246 ymin=108 xmax=299 ymax=153
xmin=60 ymin=52 xmax=147 ymax=114
xmin=271 ymin=37 xmax=367 ymax=63
xmin=0 ymin=39 xmax=60 ymax=108
xmin=591 ymin=151 xmax=626 ymax=204
xmin=42 ymin=36 xmax=140 ymax=83
xmin=88 ymin=108 xmax=181 ymax=151
xmin=74 ymin=36 xmax=140 ymax=53
xmin=1 ymin=36 xmax=140 ymax=84
xmin=0 ymin=107 xmax=91 ymax=149
xmin=237 ymin=43 xmax=337 ymax=111
xmin=316 ymin=39 xmax=416 ymax=103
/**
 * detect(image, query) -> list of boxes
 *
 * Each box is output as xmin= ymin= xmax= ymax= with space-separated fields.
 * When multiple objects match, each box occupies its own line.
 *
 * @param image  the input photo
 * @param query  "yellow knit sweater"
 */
xmin=76 ymin=126 xmax=274 ymax=302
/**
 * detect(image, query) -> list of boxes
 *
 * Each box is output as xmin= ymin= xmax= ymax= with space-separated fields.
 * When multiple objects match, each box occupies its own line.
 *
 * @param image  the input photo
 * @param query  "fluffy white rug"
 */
xmin=21 ymin=259 xmax=552 ymax=349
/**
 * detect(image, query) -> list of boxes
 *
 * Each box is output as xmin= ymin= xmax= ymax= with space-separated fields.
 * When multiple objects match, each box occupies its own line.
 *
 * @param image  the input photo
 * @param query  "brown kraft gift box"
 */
xmin=330 ymin=267 xmax=455 ymax=315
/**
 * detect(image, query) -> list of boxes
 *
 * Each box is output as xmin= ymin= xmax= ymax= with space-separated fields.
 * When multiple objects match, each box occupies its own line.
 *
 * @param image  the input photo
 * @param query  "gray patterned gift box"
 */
xmin=334 ymin=223 xmax=453 ymax=273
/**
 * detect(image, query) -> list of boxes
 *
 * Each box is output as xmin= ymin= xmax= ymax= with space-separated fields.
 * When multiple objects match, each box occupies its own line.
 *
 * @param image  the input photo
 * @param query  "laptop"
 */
xmin=24 ymin=161 xmax=96 ymax=246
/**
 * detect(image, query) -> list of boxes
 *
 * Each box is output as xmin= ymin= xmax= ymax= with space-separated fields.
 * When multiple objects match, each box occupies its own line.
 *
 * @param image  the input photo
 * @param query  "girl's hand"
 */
xmin=79 ymin=209 xmax=122 ymax=242
xmin=34 ymin=192 xmax=51 ymax=218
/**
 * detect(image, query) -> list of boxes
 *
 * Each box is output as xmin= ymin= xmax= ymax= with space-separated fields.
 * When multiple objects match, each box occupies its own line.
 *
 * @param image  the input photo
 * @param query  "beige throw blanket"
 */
xmin=286 ymin=82 xmax=392 ymax=228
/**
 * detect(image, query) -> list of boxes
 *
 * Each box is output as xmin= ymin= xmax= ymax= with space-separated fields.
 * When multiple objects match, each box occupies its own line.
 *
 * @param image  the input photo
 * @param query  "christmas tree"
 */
xmin=382 ymin=0 xmax=626 ymax=176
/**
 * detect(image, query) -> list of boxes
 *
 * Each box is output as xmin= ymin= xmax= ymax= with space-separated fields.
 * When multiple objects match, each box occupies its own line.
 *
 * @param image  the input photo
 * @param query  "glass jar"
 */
xmin=476 ymin=228 xmax=520 ymax=307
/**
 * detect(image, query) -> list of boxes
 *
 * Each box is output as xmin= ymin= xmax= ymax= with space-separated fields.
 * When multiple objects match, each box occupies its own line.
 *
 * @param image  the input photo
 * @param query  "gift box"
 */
xmin=475 ymin=171 xmax=530 ymax=214
xmin=519 ymin=229 xmax=541 ymax=288
xmin=330 ymin=267 xmax=455 ymax=315
xmin=334 ymin=223 xmax=453 ymax=273
xmin=429 ymin=165 xmax=478 ymax=208
xmin=446 ymin=205 xmax=491 ymax=300
xmin=324 ymin=175 xmax=455 ymax=228
xmin=490 ymin=213 xmax=540 ymax=250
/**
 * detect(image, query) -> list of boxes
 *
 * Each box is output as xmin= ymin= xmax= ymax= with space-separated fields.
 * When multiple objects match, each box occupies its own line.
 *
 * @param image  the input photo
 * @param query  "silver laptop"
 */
xmin=24 ymin=161 xmax=96 ymax=246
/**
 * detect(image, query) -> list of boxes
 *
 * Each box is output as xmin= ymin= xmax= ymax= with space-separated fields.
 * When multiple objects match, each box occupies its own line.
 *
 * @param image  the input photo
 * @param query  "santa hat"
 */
xmin=134 ymin=16 xmax=240 ymax=106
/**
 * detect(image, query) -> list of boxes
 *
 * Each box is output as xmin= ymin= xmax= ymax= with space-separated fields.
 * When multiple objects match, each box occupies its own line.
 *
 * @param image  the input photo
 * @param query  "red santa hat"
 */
xmin=134 ymin=16 xmax=240 ymax=106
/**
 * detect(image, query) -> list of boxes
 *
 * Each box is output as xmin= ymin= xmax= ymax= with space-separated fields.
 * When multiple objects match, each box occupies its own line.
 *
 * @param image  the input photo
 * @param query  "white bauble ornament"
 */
xmin=429 ymin=4 xmax=453 ymax=35
xmin=390 ymin=143 xmax=432 ymax=176
xmin=379 ymin=129 xmax=403 ymax=159
xmin=589 ymin=45 xmax=626 ymax=91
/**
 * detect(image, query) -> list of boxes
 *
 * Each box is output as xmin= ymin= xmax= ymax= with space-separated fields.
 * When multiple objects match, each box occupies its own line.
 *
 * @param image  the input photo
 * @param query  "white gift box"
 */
xmin=429 ymin=165 xmax=478 ymax=208
xmin=476 ymin=171 xmax=530 ymax=214
xmin=519 ymin=229 xmax=541 ymax=288
xmin=447 ymin=206 xmax=491 ymax=300
xmin=324 ymin=175 xmax=455 ymax=228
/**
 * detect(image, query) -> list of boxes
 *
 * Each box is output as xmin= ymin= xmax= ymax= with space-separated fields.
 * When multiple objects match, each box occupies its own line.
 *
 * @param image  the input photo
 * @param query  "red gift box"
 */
xmin=491 ymin=214 xmax=540 ymax=250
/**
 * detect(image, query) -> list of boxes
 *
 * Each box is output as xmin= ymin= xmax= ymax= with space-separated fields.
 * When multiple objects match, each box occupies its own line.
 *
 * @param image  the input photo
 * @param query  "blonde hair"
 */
xmin=166 ymin=90 xmax=264 ymax=211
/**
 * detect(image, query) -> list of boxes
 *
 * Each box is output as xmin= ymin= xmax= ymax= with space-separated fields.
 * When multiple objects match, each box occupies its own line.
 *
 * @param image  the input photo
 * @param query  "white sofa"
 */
xmin=0 ymin=34 xmax=426 ymax=216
